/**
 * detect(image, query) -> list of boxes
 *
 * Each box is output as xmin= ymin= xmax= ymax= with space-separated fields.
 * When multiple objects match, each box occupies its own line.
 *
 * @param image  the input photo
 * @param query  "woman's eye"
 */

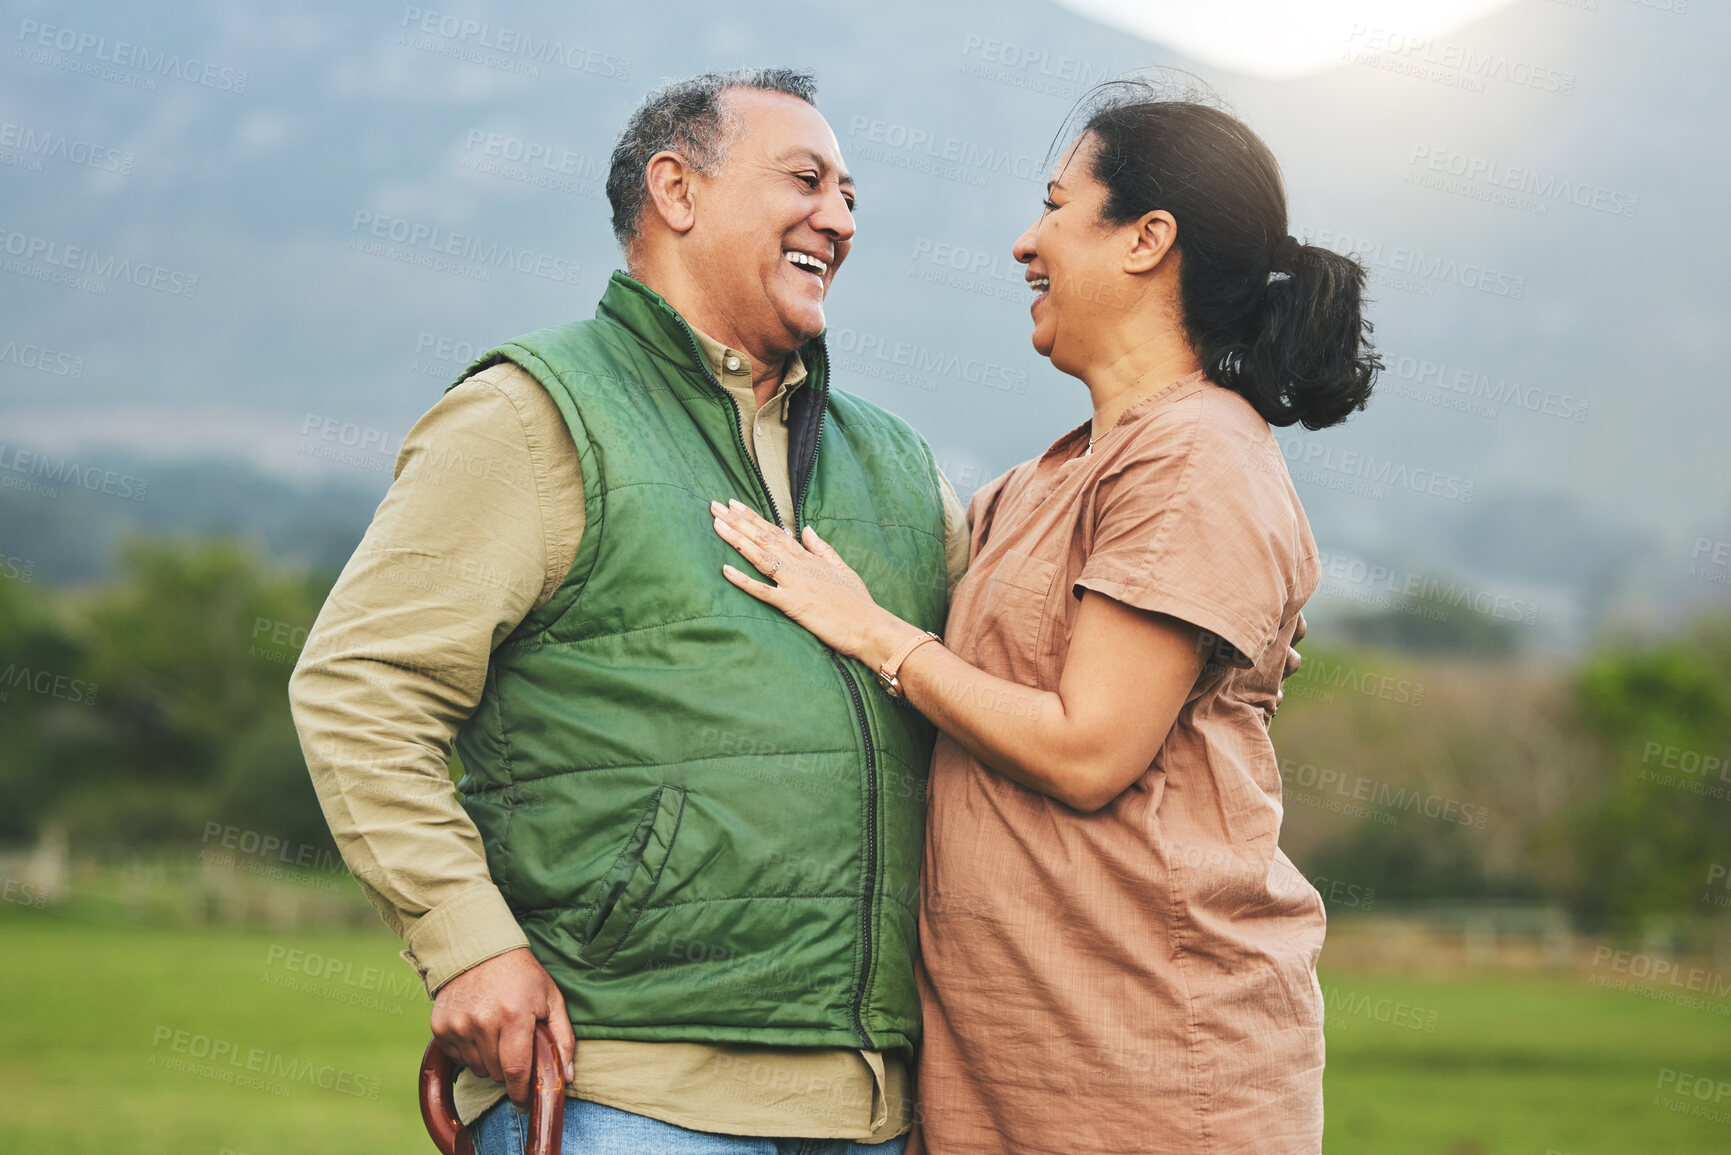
xmin=1041 ymin=198 xmax=1059 ymax=212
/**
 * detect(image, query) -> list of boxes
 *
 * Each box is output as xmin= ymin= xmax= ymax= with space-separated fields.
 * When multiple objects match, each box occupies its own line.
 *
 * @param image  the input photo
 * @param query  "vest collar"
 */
xmin=596 ymin=270 xmax=826 ymax=391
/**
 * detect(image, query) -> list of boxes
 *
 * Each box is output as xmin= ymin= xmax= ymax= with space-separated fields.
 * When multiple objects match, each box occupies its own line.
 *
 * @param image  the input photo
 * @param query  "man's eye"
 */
xmin=798 ymin=173 xmax=820 ymax=188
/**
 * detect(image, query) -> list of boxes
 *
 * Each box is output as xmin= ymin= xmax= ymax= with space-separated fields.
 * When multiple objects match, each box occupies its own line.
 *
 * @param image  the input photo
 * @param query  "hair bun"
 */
xmin=1270 ymin=234 xmax=1302 ymax=273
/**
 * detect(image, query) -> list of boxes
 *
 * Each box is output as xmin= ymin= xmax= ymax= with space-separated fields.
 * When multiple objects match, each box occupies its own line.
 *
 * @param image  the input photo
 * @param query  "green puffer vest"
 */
xmin=451 ymin=272 xmax=948 ymax=1051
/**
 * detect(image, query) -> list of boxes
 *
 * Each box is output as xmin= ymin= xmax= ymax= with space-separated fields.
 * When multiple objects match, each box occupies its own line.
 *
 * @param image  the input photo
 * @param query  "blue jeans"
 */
xmin=472 ymin=1097 xmax=909 ymax=1155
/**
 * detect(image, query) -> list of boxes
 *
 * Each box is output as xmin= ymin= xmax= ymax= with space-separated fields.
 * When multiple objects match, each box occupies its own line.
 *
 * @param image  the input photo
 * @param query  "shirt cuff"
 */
xmin=401 ymin=883 xmax=532 ymax=996
xmin=1073 ymin=570 xmax=1264 ymax=669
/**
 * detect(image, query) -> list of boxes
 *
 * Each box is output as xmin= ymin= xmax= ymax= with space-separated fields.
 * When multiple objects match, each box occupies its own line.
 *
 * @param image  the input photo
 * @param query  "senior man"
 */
xmin=289 ymin=69 xmax=967 ymax=1153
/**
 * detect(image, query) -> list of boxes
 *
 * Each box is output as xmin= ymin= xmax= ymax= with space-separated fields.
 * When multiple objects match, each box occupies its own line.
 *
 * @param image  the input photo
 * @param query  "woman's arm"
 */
xmin=711 ymin=501 xmax=1205 ymax=812
xmin=890 ymin=590 xmax=1205 ymax=811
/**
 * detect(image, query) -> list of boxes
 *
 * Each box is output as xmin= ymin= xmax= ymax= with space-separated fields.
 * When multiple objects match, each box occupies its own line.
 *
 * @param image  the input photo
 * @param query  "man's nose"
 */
xmin=810 ymin=187 xmax=856 ymax=243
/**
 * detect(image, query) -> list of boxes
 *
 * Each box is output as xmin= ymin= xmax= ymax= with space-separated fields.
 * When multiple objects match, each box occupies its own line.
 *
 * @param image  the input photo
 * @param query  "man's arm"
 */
xmin=288 ymin=366 xmax=580 ymax=1099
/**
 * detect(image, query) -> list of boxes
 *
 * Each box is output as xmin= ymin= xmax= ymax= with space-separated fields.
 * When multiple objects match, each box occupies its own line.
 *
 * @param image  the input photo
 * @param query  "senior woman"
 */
xmin=710 ymin=85 xmax=1378 ymax=1155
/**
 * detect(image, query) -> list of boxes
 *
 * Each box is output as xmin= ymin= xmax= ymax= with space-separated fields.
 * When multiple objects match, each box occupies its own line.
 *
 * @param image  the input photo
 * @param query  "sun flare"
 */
xmin=1052 ymin=0 xmax=1522 ymax=79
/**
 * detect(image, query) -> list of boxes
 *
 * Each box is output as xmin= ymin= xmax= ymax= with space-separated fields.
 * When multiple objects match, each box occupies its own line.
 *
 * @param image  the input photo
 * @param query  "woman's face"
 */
xmin=1012 ymin=134 xmax=1131 ymax=375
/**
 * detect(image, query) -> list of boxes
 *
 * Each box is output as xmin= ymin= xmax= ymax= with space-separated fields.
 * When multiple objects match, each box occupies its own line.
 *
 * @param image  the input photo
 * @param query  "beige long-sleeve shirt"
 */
xmin=289 ymin=328 xmax=968 ymax=1138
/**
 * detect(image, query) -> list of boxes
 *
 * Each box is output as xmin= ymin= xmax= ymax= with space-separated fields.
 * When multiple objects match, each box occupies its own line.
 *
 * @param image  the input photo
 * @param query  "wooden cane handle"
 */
xmin=525 ymin=1023 xmax=566 ymax=1155
xmin=420 ymin=1022 xmax=565 ymax=1155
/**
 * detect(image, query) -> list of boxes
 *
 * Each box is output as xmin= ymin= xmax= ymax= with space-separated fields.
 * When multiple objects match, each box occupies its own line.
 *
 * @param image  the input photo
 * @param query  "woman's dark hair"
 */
xmin=1060 ymin=78 xmax=1379 ymax=430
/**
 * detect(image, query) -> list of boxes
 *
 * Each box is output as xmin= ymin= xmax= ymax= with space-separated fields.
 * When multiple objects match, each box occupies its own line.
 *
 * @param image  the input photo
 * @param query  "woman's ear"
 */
xmin=1124 ymin=209 xmax=1177 ymax=274
xmin=644 ymin=151 xmax=698 ymax=235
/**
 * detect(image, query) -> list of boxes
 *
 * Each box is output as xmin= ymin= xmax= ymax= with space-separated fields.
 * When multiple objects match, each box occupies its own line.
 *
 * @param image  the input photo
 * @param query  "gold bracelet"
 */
xmin=876 ymin=630 xmax=940 ymax=702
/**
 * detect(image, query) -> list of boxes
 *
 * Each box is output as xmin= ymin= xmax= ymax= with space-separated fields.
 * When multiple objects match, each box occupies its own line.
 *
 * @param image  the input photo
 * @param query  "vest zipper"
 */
xmin=676 ymin=323 xmax=878 ymax=1047
xmin=796 ymin=340 xmax=879 ymax=1048
xmin=791 ymin=336 xmax=828 ymax=532
xmin=673 ymin=323 xmax=783 ymax=526
xmin=831 ymin=650 xmax=879 ymax=1048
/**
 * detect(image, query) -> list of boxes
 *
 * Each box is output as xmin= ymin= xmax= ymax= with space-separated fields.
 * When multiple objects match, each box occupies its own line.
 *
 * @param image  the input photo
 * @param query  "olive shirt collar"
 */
xmin=598 ymin=270 xmax=808 ymax=414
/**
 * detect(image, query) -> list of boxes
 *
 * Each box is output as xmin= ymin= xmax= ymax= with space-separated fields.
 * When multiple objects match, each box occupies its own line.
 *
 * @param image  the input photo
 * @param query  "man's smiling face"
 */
xmin=682 ymin=89 xmax=857 ymax=360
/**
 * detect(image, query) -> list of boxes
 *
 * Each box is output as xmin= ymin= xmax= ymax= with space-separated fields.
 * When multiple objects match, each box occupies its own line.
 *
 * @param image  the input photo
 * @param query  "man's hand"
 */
xmin=1285 ymin=612 xmax=1306 ymax=678
xmin=1276 ymin=612 xmax=1306 ymax=713
xmin=430 ymin=947 xmax=575 ymax=1107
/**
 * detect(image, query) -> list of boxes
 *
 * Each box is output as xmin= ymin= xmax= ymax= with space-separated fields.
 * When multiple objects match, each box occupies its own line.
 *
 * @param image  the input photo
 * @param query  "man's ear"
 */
xmin=644 ymin=151 xmax=698 ymax=236
xmin=1124 ymin=209 xmax=1177 ymax=274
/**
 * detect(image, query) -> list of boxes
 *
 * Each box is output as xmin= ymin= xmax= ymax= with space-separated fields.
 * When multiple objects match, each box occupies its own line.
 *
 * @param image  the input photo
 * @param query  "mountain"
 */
xmin=1 ymin=0 xmax=1725 ymax=642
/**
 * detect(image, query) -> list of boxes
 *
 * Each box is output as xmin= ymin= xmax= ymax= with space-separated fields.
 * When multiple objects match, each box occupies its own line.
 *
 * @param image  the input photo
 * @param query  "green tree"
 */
xmin=0 ymin=576 xmax=90 ymax=842
xmin=1549 ymin=615 xmax=1731 ymax=928
xmin=1335 ymin=585 xmax=1523 ymax=656
xmin=43 ymin=539 xmax=336 ymax=852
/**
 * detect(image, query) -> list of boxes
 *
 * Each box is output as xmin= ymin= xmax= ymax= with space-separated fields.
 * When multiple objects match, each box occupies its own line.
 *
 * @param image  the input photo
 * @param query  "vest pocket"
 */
xmin=578 ymin=785 xmax=687 ymax=967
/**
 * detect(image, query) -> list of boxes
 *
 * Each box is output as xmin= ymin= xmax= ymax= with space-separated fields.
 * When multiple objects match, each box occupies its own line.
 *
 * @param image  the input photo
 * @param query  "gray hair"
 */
xmin=605 ymin=68 xmax=819 ymax=250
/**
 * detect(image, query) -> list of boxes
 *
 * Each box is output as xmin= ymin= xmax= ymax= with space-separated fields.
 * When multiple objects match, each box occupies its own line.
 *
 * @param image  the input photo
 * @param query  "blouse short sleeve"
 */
xmin=1072 ymin=389 xmax=1308 ymax=669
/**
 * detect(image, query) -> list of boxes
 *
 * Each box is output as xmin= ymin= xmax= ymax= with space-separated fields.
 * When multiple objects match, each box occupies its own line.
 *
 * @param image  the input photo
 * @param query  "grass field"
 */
xmin=2 ymin=908 xmax=1728 ymax=1154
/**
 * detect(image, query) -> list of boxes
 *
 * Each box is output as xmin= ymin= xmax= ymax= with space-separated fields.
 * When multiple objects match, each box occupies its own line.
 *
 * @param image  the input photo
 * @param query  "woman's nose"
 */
xmin=1012 ymin=220 xmax=1038 ymax=265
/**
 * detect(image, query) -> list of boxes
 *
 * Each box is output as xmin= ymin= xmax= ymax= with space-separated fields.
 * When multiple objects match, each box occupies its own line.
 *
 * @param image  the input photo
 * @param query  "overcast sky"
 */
xmin=1 ymin=0 xmax=1725 ymax=641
